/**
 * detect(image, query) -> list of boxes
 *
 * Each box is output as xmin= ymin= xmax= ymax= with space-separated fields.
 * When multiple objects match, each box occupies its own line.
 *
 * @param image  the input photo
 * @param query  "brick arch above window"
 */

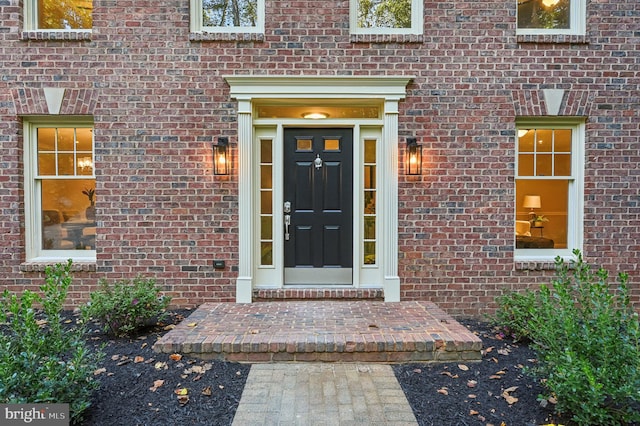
xmin=11 ymin=88 xmax=98 ymax=115
xmin=511 ymin=89 xmax=595 ymax=117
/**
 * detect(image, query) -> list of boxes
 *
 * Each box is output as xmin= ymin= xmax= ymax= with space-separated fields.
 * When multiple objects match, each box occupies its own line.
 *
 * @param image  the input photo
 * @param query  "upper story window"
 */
xmin=24 ymin=120 xmax=96 ymax=262
xmin=191 ymin=0 xmax=265 ymax=33
xmin=515 ymin=119 xmax=585 ymax=260
xmin=517 ymin=0 xmax=585 ymax=35
xmin=351 ymin=0 xmax=423 ymax=35
xmin=25 ymin=0 xmax=92 ymax=30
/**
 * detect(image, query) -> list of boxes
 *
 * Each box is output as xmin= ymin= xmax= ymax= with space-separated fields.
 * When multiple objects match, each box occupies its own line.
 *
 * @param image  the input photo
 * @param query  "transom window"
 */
xmin=191 ymin=0 xmax=265 ymax=33
xmin=515 ymin=120 xmax=584 ymax=258
xmin=517 ymin=0 xmax=585 ymax=35
xmin=24 ymin=0 xmax=92 ymax=30
xmin=351 ymin=0 xmax=423 ymax=35
xmin=24 ymin=121 xmax=96 ymax=261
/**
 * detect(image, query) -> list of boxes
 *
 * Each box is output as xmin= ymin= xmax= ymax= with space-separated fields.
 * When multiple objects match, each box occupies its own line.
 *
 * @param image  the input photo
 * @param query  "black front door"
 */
xmin=284 ymin=128 xmax=353 ymax=284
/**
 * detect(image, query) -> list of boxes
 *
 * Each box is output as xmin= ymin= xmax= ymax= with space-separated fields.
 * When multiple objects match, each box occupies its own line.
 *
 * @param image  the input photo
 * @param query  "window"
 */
xmin=24 ymin=120 xmax=96 ymax=261
xmin=351 ymin=0 xmax=423 ymax=35
xmin=517 ymin=0 xmax=585 ymax=35
xmin=191 ymin=0 xmax=265 ymax=33
xmin=25 ymin=0 xmax=92 ymax=30
xmin=515 ymin=119 xmax=584 ymax=258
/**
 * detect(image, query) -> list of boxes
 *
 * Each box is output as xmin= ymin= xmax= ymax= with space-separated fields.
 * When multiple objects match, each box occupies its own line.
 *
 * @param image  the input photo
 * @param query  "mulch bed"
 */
xmin=65 ymin=311 xmax=573 ymax=425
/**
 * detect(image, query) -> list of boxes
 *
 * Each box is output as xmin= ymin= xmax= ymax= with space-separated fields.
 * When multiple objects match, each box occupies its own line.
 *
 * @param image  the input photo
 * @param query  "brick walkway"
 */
xmin=153 ymin=301 xmax=482 ymax=363
xmin=231 ymin=363 xmax=418 ymax=425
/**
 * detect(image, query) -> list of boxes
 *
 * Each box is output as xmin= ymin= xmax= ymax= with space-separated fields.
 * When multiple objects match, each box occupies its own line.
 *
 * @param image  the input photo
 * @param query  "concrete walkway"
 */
xmin=231 ymin=363 xmax=418 ymax=426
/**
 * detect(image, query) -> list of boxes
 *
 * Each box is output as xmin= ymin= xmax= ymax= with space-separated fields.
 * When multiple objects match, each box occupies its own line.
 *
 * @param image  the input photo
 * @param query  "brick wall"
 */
xmin=1 ymin=0 xmax=638 ymax=316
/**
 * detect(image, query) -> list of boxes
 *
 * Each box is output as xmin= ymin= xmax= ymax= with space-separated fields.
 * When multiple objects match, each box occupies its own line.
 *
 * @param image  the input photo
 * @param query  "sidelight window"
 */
xmin=259 ymin=139 xmax=274 ymax=266
xmin=363 ymin=139 xmax=377 ymax=265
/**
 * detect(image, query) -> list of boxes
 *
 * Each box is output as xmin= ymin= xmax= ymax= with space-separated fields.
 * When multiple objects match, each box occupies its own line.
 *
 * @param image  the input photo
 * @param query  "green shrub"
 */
xmin=528 ymin=250 xmax=640 ymax=425
xmin=82 ymin=276 xmax=171 ymax=337
xmin=0 ymin=260 xmax=103 ymax=424
xmin=493 ymin=289 xmax=538 ymax=342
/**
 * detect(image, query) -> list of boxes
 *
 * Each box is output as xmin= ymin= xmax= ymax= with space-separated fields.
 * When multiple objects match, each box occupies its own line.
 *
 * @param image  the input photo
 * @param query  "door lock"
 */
xmin=284 ymin=201 xmax=291 ymax=213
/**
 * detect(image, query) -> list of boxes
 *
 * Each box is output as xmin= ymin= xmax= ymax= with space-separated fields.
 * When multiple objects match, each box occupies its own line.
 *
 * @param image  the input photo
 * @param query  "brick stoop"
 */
xmin=153 ymin=301 xmax=483 ymax=363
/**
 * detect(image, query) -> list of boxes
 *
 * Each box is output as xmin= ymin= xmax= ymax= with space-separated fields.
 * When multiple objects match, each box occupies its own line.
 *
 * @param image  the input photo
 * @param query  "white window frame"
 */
xmin=190 ymin=0 xmax=265 ymax=34
xmin=516 ymin=0 xmax=586 ymax=36
xmin=515 ymin=118 xmax=585 ymax=261
xmin=23 ymin=118 xmax=96 ymax=262
xmin=23 ymin=0 xmax=93 ymax=32
xmin=350 ymin=0 xmax=423 ymax=35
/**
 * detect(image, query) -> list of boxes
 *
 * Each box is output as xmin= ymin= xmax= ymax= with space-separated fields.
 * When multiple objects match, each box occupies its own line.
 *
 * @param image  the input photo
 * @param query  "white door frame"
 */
xmin=225 ymin=76 xmax=413 ymax=303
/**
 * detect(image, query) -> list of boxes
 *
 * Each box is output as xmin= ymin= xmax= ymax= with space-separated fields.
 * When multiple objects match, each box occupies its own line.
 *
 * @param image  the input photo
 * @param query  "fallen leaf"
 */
xmin=413 ymin=368 xmax=422 ymax=374
xmin=250 ymin=329 xmax=259 ymax=334
xmin=36 ymin=319 xmax=48 ymax=327
xmin=164 ymin=324 xmax=175 ymax=331
xmin=437 ymin=387 xmax=449 ymax=396
xmin=174 ymin=388 xmax=188 ymax=396
xmin=501 ymin=386 xmax=519 ymax=405
xmin=489 ymin=375 xmax=502 ymax=380
xmin=141 ymin=342 xmax=148 ymax=349
xmin=498 ymin=348 xmax=510 ymax=356
xmin=467 ymin=380 xmax=477 ymax=388
xmin=193 ymin=374 xmax=202 ymax=382
xmin=441 ymin=371 xmax=459 ymax=379
xmin=218 ymin=385 xmax=224 ymax=390
xmin=149 ymin=380 xmax=164 ymax=392
xmin=134 ymin=356 xmax=144 ymax=363
xmin=93 ymin=368 xmax=107 ymax=376
xmin=155 ymin=361 xmax=168 ymax=370
xmin=458 ymin=364 xmax=469 ymax=371
xmin=202 ymin=386 xmax=212 ymax=396
xmin=177 ymin=395 xmax=189 ymax=405
xmin=484 ymin=346 xmax=494 ymax=354
xmin=187 ymin=322 xmax=197 ymax=327
xmin=170 ymin=353 xmax=183 ymax=361
xmin=468 ymin=394 xmax=477 ymax=399
xmin=111 ymin=355 xmax=120 ymax=361
xmin=470 ymin=410 xmax=479 ymax=416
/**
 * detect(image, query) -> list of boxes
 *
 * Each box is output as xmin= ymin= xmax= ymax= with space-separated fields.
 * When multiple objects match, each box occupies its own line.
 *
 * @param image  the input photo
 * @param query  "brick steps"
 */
xmin=153 ymin=301 xmax=483 ymax=363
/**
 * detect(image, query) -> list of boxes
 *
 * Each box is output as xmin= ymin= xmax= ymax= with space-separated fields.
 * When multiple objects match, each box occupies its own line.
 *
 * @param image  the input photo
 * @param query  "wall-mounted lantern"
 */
xmin=214 ymin=137 xmax=229 ymax=175
xmin=406 ymin=137 xmax=422 ymax=175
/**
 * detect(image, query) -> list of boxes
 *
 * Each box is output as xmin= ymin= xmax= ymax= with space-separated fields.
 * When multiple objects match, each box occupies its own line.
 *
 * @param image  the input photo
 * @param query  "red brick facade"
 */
xmin=1 ymin=1 xmax=639 ymax=316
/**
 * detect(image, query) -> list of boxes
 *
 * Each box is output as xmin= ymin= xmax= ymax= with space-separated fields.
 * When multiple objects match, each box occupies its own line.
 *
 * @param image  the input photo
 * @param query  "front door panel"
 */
xmin=284 ymin=128 xmax=353 ymax=284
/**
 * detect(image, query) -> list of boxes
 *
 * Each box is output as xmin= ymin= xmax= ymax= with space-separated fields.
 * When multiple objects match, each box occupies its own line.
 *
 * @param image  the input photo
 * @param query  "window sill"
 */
xmin=514 ymin=260 xmax=557 ymax=271
xmin=21 ymin=30 xmax=92 ymax=42
xmin=350 ymin=33 xmax=423 ymax=44
xmin=20 ymin=261 xmax=96 ymax=273
xmin=516 ymin=34 xmax=588 ymax=45
xmin=189 ymin=32 xmax=265 ymax=42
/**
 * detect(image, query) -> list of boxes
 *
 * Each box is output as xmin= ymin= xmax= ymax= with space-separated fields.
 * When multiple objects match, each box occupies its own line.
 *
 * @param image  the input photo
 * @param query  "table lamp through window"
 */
xmin=522 ymin=195 xmax=541 ymax=222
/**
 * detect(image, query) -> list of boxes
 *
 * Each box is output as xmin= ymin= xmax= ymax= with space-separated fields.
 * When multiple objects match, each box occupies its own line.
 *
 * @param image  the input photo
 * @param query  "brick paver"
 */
xmin=153 ymin=301 xmax=482 ymax=363
xmin=231 ymin=363 xmax=418 ymax=426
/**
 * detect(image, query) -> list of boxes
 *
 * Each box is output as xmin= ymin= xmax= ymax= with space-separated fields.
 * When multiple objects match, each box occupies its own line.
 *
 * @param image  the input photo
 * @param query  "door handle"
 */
xmin=284 ymin=214 xmax=291 ymax=241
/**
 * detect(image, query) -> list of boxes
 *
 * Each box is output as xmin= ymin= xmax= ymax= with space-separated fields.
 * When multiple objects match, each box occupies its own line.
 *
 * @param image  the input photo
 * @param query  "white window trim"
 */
xmin=23 ymin=118 xmax=96 ymax=263
xmin=516 ymin=0 xmax=586 ymax=36
xmin=190 ymin=0 xmax=265 ymax=34
xmin=515 ymin=118 xmax=585 ymax=261
xmin=349 ymin=0 xmax=423 ymax=35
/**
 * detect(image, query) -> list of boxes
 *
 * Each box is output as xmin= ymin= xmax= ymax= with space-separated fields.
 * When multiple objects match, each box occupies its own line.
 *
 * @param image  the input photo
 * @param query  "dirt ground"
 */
xmin=72 ymin=311 xmax=573 ymax=425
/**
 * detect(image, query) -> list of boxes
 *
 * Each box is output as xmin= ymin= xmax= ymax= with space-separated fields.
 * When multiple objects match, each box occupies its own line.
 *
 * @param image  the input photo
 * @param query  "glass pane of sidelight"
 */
xmin=260 ymin=139 xmax=272 ymax=163
xmin=364 ymin=242 xmax=376 ymax=264
xmin=364 ymin=217 xmax=376 ymax=239
xmin=260 ymin=216 xmax=272 ymax=240
xmin=260 ymin=242 xmax=273 ymax=266
xmin=260 ymin=165 xmax=272 ymax=189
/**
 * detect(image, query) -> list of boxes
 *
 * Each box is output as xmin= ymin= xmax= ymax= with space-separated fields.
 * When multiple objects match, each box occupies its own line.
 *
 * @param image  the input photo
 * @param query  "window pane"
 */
xmin=76 ymin=128 xmax=93 ymax=151
xmin=296 ymin=139 xmax=312 ymax=152
xmin=37 ymin=128 xmax=55 ymax=151
xmin=518 ymin=154 xmax=534 ymax=176
xmin=357 ymin=0 xmax=412 ymax=29
xmin=41 ymin=179 xmax=95 ymax=250
xmin=536 ymin=129 xmax=553 ymax=152
xmin=364 ymin=139 xmax=376 ymax=163
xmin=260 ymin=191 xmax=272 ymax=214
xmin=58 ymin=153 xmax=75 ymax=176
xmin=324 ymin=139 xmax=340 ymax=151
xmin=518 ymin=0 xmax=570 ymax=30
xmin=516 ymin=179 xmax=568 ymax=249
xmin=260 ymin=216 xmax=272 ymax=239
xmin=555 ymin=129 xmax=572 ymax=152
xmin=555 ymin=154 xmax=572 ymax=176
xmin=260 ymin=139 xmax=272 ymax=163
xmin=38 ymin=153 xmax=56 ymax=175
xmin=536 ymin=154 xmax=553 ymax=176
xmin=364 ymin=191 xmax=375 ymax=214
xmin=364 ymin=217 xmax=376 ymax=239
xmin=364 ymin=242 xmax=376 ymax=264
xmin=38 ymin=0 xmax=93 ymax=30
xmin=260 ymin=242 xmax=273 ymax=266
xmin=260 ymin=165 xmax=272 ymax=189
xmin=203 ymin=0 xmax=258 ymax=27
